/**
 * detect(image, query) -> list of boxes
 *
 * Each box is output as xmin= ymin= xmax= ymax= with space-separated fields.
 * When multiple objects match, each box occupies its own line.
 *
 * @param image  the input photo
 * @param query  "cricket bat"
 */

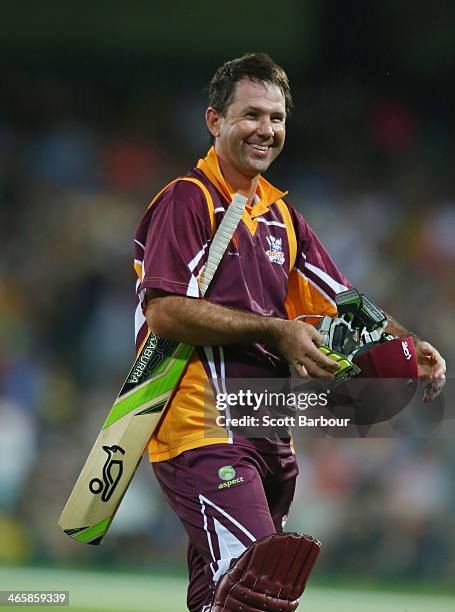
xmin=58 ymin=193 xmax=248 ymax=544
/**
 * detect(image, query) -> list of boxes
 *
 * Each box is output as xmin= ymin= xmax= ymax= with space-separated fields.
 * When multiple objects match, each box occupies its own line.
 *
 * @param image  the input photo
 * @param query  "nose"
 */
xmin=257 ymin=116 xmax=274 ymax=139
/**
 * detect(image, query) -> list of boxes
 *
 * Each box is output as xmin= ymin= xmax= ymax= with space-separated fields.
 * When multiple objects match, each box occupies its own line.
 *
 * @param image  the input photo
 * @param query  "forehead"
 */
xmin=228 ymin=78 xmax=285 ymax=114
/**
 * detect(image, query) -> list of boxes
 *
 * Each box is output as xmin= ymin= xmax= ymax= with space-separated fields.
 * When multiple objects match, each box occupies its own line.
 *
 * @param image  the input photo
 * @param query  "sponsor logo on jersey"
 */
xmin=218 ymin=465 xmax=236 ymax=481
xmin=401 ymin=340 xmax=412 ymax=360
xmin=265 ymin=235 xmax=285 ymax=265
xmin=218 ymin=465 xmax=244 ymax=489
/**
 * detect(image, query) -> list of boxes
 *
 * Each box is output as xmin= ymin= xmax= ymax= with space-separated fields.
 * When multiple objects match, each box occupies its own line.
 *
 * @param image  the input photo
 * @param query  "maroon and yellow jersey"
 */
xmin=134 ymin=147 xmax=350 ymax=461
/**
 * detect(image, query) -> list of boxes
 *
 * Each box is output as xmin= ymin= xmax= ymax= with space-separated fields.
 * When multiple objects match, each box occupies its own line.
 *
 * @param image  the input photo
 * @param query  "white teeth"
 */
xmin=249 ymin=144 xmax=268 ymax=151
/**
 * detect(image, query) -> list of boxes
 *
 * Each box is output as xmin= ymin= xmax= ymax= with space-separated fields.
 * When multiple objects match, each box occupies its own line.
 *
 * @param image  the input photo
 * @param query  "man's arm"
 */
xmin=386 ymin=313 xmax=446 ymax=401
xmin=144 ymin=289 xmax=340 ymax=379
xmin=385 ymin=314 xmax=419 ymax=343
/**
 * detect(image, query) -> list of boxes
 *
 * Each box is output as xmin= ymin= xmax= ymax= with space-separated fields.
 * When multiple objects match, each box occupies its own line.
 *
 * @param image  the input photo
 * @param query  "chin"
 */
xmin=243 ymin=159 xmax=271 ymax=175
xmin=252 ymin=161 xmax=271 ymax=175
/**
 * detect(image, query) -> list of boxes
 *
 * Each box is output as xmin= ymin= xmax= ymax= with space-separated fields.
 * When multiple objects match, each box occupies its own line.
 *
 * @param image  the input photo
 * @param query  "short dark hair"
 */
xmin=207 ymin=52 xmax=293 ymax=116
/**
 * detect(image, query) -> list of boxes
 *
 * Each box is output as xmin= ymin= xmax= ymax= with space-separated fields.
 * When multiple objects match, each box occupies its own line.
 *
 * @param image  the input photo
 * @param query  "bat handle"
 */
xmin=199 ymin=193 xmax=248 ymax=297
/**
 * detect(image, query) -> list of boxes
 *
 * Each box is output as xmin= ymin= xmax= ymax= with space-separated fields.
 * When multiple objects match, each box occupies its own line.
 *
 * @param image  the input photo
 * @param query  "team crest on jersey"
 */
xmin=265 ymin=235 xmax=285 ymax=265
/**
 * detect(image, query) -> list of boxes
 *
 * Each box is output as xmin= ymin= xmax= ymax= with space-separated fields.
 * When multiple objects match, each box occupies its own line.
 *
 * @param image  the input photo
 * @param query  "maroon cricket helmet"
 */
xmin=353 ymin=336 xmax=418 ymax=380
xmin=330 ymin=336 xmax=418 ymax=426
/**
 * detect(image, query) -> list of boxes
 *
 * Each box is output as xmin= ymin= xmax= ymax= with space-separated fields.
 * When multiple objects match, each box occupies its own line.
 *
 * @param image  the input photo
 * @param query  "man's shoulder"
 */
xmin=156 ymin=171 xmax=208 ymax=200
xmin=273 ymin=196 xmax=308 ymax=228
xmin=276 ymin=195 xmax=297 ymax=216
xmin=132 ymin=170 xmax=220 ymax=241
xmin=147 ymin=169 xmax=216 ymax=210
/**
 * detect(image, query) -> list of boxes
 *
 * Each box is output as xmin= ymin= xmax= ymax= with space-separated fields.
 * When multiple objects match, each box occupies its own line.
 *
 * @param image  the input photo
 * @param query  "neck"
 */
xmin=216 ymin=153 xmax=259 ymax=200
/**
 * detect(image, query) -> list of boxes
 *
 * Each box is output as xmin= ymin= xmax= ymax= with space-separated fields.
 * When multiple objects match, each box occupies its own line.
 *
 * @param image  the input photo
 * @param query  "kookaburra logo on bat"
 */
xmin=89 ymin=445 xmax=125 ymax=502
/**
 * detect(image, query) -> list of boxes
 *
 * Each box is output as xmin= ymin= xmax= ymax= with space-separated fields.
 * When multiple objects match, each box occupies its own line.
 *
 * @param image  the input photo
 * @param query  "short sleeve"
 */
xmin=135 ymin=181 xmax=213 ymax=299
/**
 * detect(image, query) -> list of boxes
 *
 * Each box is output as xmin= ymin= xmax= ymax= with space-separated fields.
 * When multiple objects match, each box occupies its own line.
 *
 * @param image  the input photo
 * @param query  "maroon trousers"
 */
xmin=153 ymin=443 xmax=298 ymax=612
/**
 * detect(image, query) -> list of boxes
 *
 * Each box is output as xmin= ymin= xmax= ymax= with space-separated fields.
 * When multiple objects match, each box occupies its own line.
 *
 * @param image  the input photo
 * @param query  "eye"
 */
xmin=245 ymin=112 xmax=258 ymax=119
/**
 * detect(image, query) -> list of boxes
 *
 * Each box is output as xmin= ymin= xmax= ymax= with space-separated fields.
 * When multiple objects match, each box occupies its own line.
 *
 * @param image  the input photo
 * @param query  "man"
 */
xmin=134 ymin=53 xmax=445 ymax=611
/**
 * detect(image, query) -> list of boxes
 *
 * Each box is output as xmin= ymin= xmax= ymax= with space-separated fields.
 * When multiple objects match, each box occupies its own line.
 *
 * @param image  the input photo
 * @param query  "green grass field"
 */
xmin=1 ymin=566 xmax=454 ymax=612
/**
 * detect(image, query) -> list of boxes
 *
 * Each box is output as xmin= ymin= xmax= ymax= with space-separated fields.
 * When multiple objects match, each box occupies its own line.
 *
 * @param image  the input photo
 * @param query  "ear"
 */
xmin=206 ymin=107 xmax=222 ymax=139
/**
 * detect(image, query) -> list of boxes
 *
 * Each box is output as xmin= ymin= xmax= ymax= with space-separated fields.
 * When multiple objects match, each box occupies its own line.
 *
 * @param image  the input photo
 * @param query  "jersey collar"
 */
xmin=197 ymin=146 xmax=288 ymax=218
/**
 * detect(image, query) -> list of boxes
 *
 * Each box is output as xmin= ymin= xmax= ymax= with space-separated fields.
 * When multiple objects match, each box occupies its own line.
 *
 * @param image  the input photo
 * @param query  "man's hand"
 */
xmin=272 ymin=319 xmax=340 ymax=379
xmin=385 ymin=314 xmax=446 ymax=402
xmin=415 ymin=340 xmax=446 ymax=402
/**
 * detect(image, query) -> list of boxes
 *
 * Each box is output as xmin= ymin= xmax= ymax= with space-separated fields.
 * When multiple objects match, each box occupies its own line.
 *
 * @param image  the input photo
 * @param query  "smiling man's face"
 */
xmin=207 ymin=78 xmax=286 ymax=188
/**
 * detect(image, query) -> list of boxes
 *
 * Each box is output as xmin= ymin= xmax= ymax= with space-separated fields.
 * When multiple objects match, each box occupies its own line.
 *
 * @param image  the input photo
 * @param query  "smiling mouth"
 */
xmin=246 ymin=142 xmax=272 ymax=152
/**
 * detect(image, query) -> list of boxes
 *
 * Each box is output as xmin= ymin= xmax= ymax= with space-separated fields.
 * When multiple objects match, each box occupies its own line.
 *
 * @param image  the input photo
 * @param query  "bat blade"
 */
xmin=58 ymin=337 xmax=193 ymax=544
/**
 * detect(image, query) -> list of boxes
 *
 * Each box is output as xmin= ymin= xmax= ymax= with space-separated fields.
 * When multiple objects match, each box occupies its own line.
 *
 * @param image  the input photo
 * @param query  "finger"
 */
xmin=303 ymin=343 xmax=340 ymax=371
xmin=417 ymin=340 xmax=432 ymax=352
xmin=431 ymin=375 xmax=446 ymax=392
xmin=417 ymin=363 xmax=431 ymax=379
xmin=296 ymin=321 xmax=324 ymax=346
xmin=419 ymin=345 xmax=444 ymax=367
xmin=432 ymin=365 xmax=446 ymax=378
xmin=434 ymin=355 xmax=447 ymax=373
xmin=424 ymin=389 xmax=440 ymax=402
xmin=434 ymin=351 xmax=445 ymax=365
xmin=423 ymin=376 xmax=446 ymax=402
xmin=307 ymin=326 xmax=324 ymax=346
xmin=291 ymin=363 xmax=309 ymax=378
xmin=423 ymin=379 xmax=433 ymax=402
xmin=419 ymin=357 xmax=446 ymax=379
xmin=302 ymin=357 xmax=335 ymax=379
xmin=419 ymin=344 xmax=433 ymax=356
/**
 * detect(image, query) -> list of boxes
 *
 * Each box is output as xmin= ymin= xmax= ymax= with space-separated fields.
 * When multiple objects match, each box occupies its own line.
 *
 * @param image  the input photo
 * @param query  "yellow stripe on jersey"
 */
xmin=275 ymin=199 xmax=297 ymax=274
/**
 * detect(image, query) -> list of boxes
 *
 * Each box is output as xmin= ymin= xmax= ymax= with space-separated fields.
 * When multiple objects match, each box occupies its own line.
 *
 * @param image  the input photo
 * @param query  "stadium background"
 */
xmin=0 ymin=1 xmax=454 ymax=610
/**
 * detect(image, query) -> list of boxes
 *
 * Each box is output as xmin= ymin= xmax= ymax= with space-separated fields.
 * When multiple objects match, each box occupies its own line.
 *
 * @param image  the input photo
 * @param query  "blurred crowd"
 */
xmin=0 ymin=70 xmax=454 ymax=585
